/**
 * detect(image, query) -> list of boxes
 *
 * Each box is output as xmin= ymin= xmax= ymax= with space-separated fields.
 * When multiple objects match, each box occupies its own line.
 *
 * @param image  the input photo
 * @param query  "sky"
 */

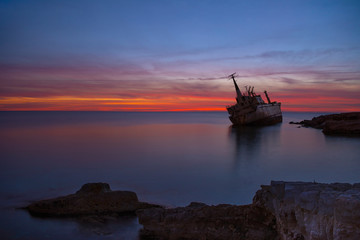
xmin=1 ymin=0 xmax=360 ymax=112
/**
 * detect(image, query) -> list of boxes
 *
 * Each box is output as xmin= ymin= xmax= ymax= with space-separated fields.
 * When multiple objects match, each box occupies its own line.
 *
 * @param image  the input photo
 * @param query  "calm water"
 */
xmin=1 ymin=111 xmax=359 ymax=239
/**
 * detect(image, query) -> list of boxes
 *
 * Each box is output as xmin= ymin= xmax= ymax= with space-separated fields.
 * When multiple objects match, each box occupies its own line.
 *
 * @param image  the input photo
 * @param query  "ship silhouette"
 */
xmin=226 ymin=73 xmax=282 ymax=125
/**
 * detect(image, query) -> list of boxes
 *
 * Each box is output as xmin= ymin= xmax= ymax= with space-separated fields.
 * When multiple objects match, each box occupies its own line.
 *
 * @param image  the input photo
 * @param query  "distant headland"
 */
xmin=290 ymin=112 xmax=360 ymax=136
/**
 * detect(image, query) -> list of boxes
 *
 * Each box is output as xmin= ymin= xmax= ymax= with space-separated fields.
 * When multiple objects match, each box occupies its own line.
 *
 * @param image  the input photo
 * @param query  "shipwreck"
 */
xmin=226 ymin=73 xmax=282 ymax=125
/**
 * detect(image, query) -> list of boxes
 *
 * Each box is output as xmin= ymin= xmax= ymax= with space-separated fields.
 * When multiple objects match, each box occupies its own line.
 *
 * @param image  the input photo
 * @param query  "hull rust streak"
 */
xmin=226 ymin=73 xmax=282 ymax=125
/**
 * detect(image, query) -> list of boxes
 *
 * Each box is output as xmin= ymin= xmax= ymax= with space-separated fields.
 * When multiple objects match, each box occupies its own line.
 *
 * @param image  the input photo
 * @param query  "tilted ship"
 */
xmin=226 ymin=73 xmax=282 ymax=125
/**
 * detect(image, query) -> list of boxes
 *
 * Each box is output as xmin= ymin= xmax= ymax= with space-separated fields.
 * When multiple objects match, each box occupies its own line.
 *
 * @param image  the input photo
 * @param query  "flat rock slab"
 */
xmin=26 ymin=183 xmax=161 ymax=217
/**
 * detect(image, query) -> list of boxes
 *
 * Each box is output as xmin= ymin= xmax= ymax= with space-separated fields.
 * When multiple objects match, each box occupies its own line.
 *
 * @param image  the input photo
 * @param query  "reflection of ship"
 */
xmin=228 ymin=124 xmax=281 ymax=169
xmin=226 ymin=73 xmax=282 ymax=125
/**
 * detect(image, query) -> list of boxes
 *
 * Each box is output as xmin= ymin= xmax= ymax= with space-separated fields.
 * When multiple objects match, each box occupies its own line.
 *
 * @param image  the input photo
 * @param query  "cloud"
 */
xmin=173 ymin=47 xmax=360 ymax=69
xmin=276 ymin=77 xmax=300 ymax=84
xmin=1 ymin=56 xmax=360 ymax=112
xmin=243 ymin=47 xmax=359 ymax=62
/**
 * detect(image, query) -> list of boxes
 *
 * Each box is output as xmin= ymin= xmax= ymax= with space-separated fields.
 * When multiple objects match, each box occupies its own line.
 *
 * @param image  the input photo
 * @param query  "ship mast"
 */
xmin=264 ymin=90 xmax=271 ymax=104
xmin=228 ymin=73 xmax=242 ymax=102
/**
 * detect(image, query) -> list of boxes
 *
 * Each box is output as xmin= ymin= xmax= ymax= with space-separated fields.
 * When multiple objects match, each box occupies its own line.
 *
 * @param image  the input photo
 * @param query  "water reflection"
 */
xmin=1 ymin=112 xmax=359 ymax=240
xmin=74 ymin=215 xmax=140 ymax=239
xmin=229 ymin=126 xmax=263 ymax=160
xmin=3 ymin=208 xmax=141 ymax=240
xmin=229 ymin=124 xmax=281 ymax=168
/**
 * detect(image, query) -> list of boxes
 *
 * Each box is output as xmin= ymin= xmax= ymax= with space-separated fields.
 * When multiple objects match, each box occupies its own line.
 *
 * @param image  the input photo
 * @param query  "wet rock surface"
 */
xmin=290 ymin=112 xmax=360 ymax=136
xmin=26 ymin=183 xmax=161 ymax=217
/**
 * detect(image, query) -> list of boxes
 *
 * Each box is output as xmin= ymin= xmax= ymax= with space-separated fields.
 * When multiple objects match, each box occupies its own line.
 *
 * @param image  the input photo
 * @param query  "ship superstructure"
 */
xmin=226 ymin=73 xmax=282 ymax=125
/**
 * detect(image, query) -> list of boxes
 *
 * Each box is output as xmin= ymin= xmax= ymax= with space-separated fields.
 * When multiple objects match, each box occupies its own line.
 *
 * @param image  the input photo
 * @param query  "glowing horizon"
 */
xmin=1 ymin=1 xmax=359 ymax=113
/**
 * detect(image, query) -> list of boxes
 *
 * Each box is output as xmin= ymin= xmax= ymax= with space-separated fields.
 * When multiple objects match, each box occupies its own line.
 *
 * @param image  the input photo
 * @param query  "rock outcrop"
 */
xmin=24 ymin=182 xmax=360 ymax=239
xmin=290 ymin=112 xmax=360 ymax=136
xmin=26 ymin=183 xmax=161 ymax=217
xmin=137 ymin=202 xmax=277 ymax=240
xmin=253 ymin=181 xmax=360 ymax=240
xmin=137 ymin=181 xmax=360 ymax=240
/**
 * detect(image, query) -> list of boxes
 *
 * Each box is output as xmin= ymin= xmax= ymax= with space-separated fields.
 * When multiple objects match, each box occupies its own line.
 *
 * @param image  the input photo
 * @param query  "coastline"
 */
xmin=24 ymin=181 xmax=360 ymax=240
xmin=290 ymin=112 xmax=360 ymax=136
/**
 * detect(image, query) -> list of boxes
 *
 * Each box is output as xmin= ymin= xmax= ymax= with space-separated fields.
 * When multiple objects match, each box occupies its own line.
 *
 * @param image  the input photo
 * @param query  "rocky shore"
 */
xmin=137 ymin=202 xmax=277 ymax=240
xmin=25 ymin=182 xmax=360 ymax=240
xmin=289 ymin=112 xmax=360 ymax=136
xmin=253 ymin=181 xmax=360 ymax=240
xmin=138 ymin=181 xmax=360 ymax=240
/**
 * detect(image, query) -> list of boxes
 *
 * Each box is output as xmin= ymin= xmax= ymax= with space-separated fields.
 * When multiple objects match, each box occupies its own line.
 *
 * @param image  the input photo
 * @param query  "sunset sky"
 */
xmin=1 ymin=0 xmax=360 ymax=112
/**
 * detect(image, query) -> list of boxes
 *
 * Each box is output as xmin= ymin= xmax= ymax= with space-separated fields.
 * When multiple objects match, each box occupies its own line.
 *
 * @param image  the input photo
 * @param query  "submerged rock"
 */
xmin=26 ymin=182 xmax=161 ymax=217
xmin=291 ymin=112 xmax=360 ymax=136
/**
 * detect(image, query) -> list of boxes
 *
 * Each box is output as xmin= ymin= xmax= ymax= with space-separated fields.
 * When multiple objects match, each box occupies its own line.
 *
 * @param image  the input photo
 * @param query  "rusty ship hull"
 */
xmin=226 ymin=73 xmax=282 ymax=126
xmin=227 ymin=102 xmax=282 ymax=125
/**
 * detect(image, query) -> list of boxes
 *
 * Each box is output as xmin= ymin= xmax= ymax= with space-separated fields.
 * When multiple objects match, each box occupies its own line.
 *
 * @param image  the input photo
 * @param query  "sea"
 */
xmin=0 ymin=111 xmax=359 ymax=239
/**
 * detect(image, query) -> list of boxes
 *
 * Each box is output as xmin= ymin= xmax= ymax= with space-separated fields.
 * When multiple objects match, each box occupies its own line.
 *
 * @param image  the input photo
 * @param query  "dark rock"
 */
xmin=25 ymin=182 xmax=360 ymax=239
xmin=137 ymin=182 xmax=360 ymax=240
xmin=26 ymin=182 xmax=161 ymax=217
xmin=76 ymin=182 xmax=111 ymax=194
xmin=137 ymin=203 xmax=278 ymax=240
xmin=292 ymin=112 xmax=360 ymax=136
xmin=253 ymin=181 xmax=360 ymax=240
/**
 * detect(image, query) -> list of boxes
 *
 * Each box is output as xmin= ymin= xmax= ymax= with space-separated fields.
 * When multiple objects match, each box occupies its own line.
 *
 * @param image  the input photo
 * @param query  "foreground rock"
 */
xmin=255 ymin=181 xmax=360 ymax=240
xmin=26 ymin=183 xmax=161 ymax=217
xmin=290 ymin=112 xmax=360 ymax=136
xmin=137 ymin=202 xmax=277 ymax=240
xmin=138 ymin=181 xmax=360 ymax=240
